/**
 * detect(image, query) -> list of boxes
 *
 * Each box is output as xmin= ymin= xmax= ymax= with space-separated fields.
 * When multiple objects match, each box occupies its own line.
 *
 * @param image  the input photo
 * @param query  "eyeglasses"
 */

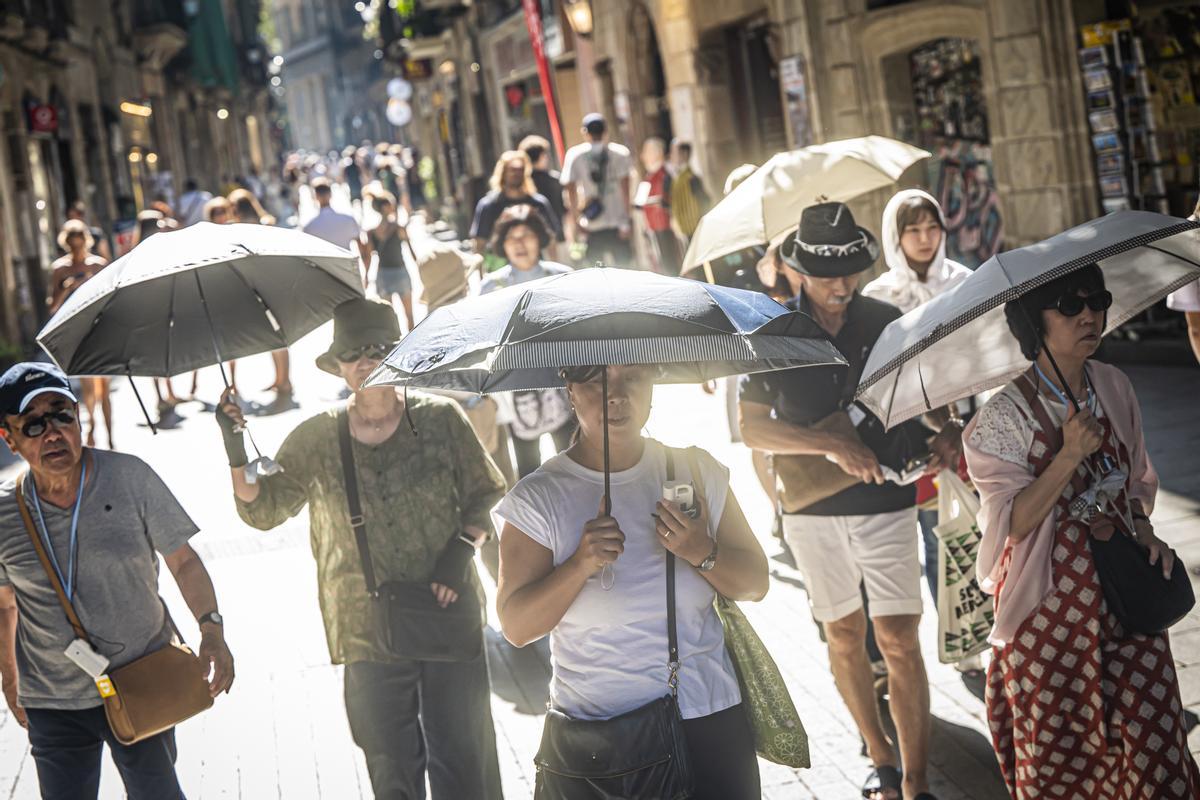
xmin=1048 ymin=290 xmax=1112 ymax=317
xmin=17 ymin=409 xmax=77 ymax=438
xmin=336 ymin=343 xmax=394 ymax=363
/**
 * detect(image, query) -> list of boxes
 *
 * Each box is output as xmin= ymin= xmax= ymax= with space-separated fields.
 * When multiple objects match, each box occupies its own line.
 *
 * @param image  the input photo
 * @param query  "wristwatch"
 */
xmin=695 ymin=541 xmax=719 ymax=573
xmin=198 ymin=611 xmax=224 ymax=628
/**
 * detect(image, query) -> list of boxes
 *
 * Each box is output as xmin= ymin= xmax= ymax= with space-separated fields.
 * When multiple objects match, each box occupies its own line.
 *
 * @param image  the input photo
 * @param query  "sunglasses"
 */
xmin=336 ymin=343 xmax=394 ymax=363
xmin=16 ymin=409 xmax=77 ymax=438
xmin=1047 ymin=290 xmax=1113 ymax=317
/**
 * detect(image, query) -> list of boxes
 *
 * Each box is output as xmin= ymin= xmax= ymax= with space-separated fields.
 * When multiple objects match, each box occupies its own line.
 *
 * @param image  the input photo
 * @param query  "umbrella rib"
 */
xmin=164 ymin=272 xmax=176 ymax=375
xmin=226 ymin=261 xmax=290 ymax=345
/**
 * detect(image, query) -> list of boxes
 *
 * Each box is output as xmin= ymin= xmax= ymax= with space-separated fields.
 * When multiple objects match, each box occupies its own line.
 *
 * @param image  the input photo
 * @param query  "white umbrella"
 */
xmin=856 ymin=210 xmax=1200 ymax=428
xmin=681 ymin=136 xmax=930 ymax=272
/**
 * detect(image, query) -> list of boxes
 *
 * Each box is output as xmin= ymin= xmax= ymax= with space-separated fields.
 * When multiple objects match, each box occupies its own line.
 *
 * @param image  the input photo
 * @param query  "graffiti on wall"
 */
xmin=928 ymin=141 xmax=1004 ymax=268
xmin=909 ymin=38 xmax=1003 ymax=267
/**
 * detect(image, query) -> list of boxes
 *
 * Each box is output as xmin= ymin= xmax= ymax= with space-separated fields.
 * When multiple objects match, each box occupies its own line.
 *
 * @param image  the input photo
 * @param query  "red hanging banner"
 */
xmin=522 ymin=0 xmax=565 ymax=163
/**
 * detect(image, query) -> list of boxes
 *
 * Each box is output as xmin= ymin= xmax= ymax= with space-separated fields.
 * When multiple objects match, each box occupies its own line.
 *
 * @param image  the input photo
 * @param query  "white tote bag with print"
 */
xmin=934 ymin=471 xmax=995 ymax=664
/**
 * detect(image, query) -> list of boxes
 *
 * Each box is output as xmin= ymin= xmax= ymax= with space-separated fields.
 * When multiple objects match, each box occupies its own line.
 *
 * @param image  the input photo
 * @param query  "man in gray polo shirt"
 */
xmin=0 ymin=363 xmax=234 ymax=800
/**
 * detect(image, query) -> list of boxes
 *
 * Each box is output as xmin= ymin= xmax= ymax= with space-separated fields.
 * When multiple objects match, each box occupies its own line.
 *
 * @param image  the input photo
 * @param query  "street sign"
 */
xmin=29 ymin=104 xmax=58 ymax=133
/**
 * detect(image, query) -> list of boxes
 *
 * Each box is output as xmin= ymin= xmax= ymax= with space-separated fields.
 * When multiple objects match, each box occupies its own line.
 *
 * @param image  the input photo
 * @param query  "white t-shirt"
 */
xmin=561 ymin=142 xmax=633 ymax=231
xmin=493 ymin=439 xmax=741 ymax=721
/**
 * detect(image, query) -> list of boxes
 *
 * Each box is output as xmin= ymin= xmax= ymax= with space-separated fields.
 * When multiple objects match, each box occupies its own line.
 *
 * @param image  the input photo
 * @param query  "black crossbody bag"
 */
xmin=533 ymin=452 xmax=694 ymax=800
xmin=337 ymin=411 xmax=483 ymax=662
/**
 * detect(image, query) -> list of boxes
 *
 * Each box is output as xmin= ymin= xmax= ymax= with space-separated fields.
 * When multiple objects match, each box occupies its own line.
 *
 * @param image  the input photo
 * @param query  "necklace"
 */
xmin=349 ymin=404 xmax=396 ymax=435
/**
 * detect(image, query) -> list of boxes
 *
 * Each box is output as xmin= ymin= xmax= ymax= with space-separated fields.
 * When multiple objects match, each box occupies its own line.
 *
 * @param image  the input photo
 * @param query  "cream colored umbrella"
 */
xmin=681 ymin=136 xmax=931 ymax=273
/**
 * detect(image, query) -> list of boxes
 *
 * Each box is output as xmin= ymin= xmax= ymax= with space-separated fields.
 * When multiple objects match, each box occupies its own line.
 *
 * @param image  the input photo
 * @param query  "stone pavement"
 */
xmin=0 ymin=209 xmax=1197 ymax=796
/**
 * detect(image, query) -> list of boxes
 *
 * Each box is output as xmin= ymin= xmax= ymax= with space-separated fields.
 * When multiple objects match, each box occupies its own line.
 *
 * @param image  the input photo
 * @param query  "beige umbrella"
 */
xmin=681 ymin=136 xmax=931 ymax=273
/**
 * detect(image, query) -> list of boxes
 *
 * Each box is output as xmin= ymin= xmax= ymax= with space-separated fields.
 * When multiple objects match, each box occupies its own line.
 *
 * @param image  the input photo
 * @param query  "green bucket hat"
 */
xmin=315 ymin=298 xmax=401 ymax=375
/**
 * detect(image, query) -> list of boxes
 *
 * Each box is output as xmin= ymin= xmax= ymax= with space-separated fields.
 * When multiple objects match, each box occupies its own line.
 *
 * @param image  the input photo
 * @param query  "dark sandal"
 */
xmin=862 ymin=765 xmax=903 ymax=800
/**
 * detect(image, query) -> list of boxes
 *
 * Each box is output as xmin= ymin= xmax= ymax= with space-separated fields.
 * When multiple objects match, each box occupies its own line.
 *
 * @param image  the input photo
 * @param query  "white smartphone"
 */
xmin=662 ymin=481 xmax=697 ymax=517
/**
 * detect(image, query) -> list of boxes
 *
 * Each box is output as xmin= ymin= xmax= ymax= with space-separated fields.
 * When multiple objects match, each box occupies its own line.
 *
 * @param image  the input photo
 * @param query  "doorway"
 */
xmin=725 ymin=20 xmax=787 ymax=165
xmin=886 ymin=37 xmax=1003 ymax=267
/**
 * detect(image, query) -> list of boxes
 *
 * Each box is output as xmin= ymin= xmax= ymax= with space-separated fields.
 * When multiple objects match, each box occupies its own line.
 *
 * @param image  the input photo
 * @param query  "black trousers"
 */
xmin=25 ymin=706 xmax=183 ymax=800
xmin=344 ymin=654 xmax=503 ymax=800
xmin=510 ymin=421 xmax=576 ymax=479
xmin=681 ymin=703 xmax=761 ymax=800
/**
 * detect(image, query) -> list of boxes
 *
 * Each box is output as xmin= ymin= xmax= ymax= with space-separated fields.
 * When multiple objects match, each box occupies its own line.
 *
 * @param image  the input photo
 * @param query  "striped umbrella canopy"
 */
xmin=363 ymin=267 xmax=845 ymax=394
xmin=365 ymin=267 xmax=845 ymax=520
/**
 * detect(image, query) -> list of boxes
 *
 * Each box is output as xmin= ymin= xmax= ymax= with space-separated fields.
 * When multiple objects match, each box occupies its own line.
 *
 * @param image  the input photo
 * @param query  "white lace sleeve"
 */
xmin=967 ymin=393 xmax=1033 ymax=467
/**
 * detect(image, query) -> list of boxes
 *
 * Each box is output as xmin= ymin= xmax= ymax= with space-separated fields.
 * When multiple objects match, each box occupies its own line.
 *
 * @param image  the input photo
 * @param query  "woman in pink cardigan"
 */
xmin=963 ymin=263 xmax=1200 ymax=798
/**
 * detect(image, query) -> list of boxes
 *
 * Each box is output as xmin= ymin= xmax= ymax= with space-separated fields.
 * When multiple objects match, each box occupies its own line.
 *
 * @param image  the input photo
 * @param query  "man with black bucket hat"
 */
xmin=0 ymin=362 xmax=234 ymax=799
xmin=739 ymin=202 xmax=958 ymax=800
xmin=215 ymin=298 xmax=506 ymax=799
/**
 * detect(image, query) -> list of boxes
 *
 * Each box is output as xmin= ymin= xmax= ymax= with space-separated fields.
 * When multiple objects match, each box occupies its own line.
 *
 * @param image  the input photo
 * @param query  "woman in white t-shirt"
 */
xmin=494 ymin=364 xmax=769 ymax=800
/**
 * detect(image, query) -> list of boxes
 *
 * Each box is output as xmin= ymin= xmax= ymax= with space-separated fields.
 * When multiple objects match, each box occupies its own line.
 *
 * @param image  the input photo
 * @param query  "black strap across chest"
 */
xmin=338 ymin=410 xmax=379 ymax=596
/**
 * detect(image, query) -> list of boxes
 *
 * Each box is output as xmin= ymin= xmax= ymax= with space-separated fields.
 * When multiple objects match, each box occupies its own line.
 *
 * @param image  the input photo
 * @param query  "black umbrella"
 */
xmin=363 ymin=267 xmax=845 ymax=513
xmin=37 ymin=222 xmax=363 ymax=432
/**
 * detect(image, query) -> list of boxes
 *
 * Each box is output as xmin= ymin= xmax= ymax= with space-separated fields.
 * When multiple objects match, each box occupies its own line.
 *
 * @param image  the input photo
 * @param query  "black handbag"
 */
xmin=532 ymin=455 xmax=694 ymax=799
xmin=338 ymin=411 xmax=483 ymax=662
xmin=1017 ymin=375 xmax=1194 ymax=636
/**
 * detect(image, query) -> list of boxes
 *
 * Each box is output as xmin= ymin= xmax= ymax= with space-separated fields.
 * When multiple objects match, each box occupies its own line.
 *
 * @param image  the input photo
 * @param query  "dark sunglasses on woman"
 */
xmin=1048 ymin=290 xmax=1113 ymax=317
xmin=336 ymin=343 xmax=394 ymax=363
xmin=16 ymin=409 xmax=77 ymax=438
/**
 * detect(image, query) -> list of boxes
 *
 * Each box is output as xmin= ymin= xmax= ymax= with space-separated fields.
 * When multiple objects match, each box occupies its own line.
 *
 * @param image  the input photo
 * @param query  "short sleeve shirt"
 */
xmin=0 ymin=450 xmax=198 ymax=709
xmin=493 ymin=440 xmax=741 ymax=721
xmin=739 ymin=292 xmax=917 ymax=516
xmin=561 ymin=142 xmax=633 ymax=231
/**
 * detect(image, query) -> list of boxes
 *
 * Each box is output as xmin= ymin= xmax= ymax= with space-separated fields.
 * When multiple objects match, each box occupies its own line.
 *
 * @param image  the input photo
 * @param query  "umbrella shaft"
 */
xmin=602 ymin=367 xmax=610 ymax=516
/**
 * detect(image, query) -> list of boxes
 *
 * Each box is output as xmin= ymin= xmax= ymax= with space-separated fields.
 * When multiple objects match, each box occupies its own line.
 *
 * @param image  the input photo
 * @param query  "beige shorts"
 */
xmin=782 ymin=507 xmax=922 ymax=623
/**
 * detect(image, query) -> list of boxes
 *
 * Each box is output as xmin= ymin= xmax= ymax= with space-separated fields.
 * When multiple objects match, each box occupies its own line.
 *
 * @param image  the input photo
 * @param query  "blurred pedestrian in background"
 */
xmin=48 ymin=221 xmax=114 ymax=449
xmin=62 ymin=202 xmax=111 ymax=261
xmin=470 ymin=151 xmax=561 ymax=270
xmin=668 ymin=139 xmax=710 ymax=246
xmin=561 ymin=114 xmax=633 ymax=267
xmin=177 ymin=179 xmax=213 ymax=227
xmin=362 ymin=190 xmax=416 ymax=333
xmin=480 ymin=205 xmax=575 ymax=479
xmin=229 ymin=190 xmax=293 ymax=414
xmin=303 ymin=178 xmax=367 ymax=285
xmin=637 ymin=137 xmax=681 ymax=276
xmin=519 ymin=135 xmax=566 ymax=231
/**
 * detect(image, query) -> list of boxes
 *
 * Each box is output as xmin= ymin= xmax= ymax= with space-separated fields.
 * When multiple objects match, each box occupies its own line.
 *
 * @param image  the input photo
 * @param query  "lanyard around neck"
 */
xmin=1034 ymin=362 xmax=1095 ymax=415
xmin=28 ymin=460 xmax=87 ymax=603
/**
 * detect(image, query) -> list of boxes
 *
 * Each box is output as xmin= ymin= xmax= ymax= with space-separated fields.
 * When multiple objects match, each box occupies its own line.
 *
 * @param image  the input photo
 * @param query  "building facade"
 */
xmin=0 ymin=0 xmax=277 ymax=358
xmin=575 ymin=0 xmax=1102 ymax=269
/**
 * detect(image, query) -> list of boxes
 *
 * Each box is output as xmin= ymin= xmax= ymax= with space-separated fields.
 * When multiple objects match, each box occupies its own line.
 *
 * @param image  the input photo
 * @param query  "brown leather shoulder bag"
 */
xmin=15 ymin=472 xmax=212 ymax=745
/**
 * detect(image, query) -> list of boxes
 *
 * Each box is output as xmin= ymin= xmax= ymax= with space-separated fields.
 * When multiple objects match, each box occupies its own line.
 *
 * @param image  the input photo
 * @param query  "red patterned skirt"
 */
xmin=986 ymin=512 xmax=1200 ymax=798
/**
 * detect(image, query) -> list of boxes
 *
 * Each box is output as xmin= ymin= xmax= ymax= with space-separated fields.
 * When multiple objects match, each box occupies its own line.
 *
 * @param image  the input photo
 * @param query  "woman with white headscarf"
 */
xmin=863 ymin=190 xmax=973 ymax=648
xmin=863 ymin=189 xmax=971 ymax=314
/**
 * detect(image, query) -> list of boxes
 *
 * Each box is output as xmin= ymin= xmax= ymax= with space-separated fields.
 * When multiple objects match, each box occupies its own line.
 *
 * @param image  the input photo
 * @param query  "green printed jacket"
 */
xmin=236 ymin=393 xmax=505 ymax=664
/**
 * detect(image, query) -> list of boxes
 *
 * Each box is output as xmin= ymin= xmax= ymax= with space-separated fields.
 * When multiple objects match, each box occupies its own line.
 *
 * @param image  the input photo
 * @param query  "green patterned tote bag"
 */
xmin=680 ymin=447 xmax=809 ymax=769
xmin=715 ymin=595 xmax=810 ymax=768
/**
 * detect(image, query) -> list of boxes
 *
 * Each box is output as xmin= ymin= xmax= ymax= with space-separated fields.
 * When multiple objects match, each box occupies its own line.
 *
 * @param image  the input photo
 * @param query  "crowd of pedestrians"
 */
xmin=2 ymin=112 xmax=1200 ymax=800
